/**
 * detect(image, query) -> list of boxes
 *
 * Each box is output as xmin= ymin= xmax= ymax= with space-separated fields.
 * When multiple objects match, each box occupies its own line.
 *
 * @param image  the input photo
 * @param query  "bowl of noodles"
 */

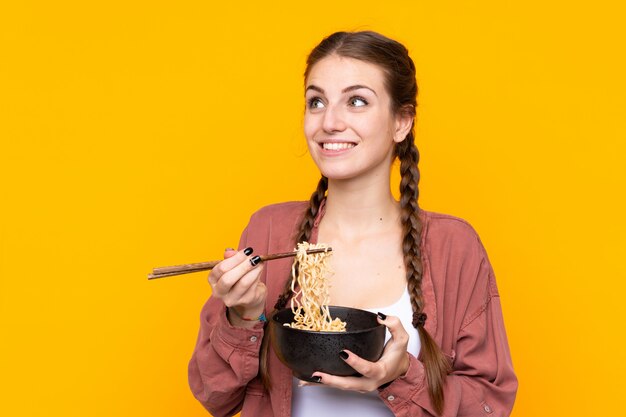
xmin=269 ymin=243 xmax=386 ymax=382
xmin=270 ymin=305 xmax=386 ymax=382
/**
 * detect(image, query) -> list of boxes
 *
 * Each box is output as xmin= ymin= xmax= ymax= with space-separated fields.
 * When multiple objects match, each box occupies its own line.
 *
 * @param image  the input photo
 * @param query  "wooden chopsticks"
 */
xmin=148 ymin=247 xmax=332 ymax=280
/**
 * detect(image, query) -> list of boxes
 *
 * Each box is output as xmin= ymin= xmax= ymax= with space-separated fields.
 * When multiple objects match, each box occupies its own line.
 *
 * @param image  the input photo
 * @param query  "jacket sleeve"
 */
xmin=379 ymin=237 xmax=517 ymax=416
xmin=187 ymin=226 xmax=266 ymax=417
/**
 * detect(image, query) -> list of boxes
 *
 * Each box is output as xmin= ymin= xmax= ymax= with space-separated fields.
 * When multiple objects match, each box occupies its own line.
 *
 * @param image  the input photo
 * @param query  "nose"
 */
xmin=322 ymin=104 xmax=347 ymax=133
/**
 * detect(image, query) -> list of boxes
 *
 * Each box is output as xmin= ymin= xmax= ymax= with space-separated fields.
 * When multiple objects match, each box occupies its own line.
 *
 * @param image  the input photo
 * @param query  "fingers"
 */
xmin=378 ymin=313 xmax=409 ymax=348
xmin=310 ymin=368 xmax=379 ymax=393
xmin=223 ymin=266 xmax=266 ymax=307
xmin=216 ymin=255 xmax=263 ymax=294
xmin=304 ymin=314 xmax=411 ymax=393
xmin=376 ymin=313 xmax=411 ymax=380
xmin=339 ymin=350 xmax=378 ymax=379
xmin=208 ymin=248 xmax=266 ymax=308
xmin=304 ymin=351 xmax=380 ymax=393
xmin=208 ymin=247 xmax=256 ymax=287
xmin=223 ymin=247 xmax=238 ymax=259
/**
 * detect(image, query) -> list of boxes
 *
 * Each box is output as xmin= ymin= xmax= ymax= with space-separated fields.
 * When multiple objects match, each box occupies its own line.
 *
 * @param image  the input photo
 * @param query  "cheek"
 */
xmin=352 ymin=114 xmax=390 ymax=139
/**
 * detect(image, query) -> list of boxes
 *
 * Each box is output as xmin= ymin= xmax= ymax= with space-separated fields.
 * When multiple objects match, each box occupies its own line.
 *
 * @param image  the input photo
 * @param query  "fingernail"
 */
xmin=244 ymin=247 xmax=254 ymax=256
xmin=225 ymin=247 xmax=235 ymax=252
xmin=311 ymin=375 xmax=322 ymax=383
xmin=339 ymin=350 xmax=349 ymax=360
xmin=377 ymin=312 xmax=387 ymax=320
xmin=250 ymin=255 xmax=262 ymax=266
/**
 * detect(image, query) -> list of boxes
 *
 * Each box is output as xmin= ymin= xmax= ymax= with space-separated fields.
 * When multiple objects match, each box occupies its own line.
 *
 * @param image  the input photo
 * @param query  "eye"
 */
xmin=349 ymin=96 xmax=368 ymax=107
xmin=307 ymin=97 xmax=325 ymax=109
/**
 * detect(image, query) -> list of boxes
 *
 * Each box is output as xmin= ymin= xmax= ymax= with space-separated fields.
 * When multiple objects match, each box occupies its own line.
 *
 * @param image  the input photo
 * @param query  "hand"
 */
xmin=208 ymin=247 xmax=267 ymax=328
xmin=303 ymin=314 xmax=410 ymax=392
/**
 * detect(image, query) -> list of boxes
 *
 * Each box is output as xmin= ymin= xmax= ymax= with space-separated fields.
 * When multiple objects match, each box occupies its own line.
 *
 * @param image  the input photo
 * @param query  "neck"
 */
xmin=322 ymin=173 xmax=400 ymax=236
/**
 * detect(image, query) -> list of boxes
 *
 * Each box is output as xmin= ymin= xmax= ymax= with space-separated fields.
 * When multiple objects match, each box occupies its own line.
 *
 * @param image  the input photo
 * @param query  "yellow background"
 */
xmin=1 ymin=1 xmax=625 ymax=416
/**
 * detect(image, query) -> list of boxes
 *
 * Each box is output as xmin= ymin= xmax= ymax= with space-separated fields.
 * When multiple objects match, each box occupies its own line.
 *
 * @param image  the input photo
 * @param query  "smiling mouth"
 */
xmin=321 ymin=142 xmax=356 ymax=151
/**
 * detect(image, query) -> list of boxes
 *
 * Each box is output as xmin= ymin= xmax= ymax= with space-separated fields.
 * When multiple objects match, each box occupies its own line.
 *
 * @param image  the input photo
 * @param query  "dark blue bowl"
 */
xmin=270 ymin=306 xmax=386 ymax=382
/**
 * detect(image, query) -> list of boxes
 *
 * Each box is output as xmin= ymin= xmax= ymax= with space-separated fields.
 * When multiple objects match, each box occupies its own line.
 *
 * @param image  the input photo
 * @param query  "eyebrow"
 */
xmin=305 ymin=84 xmax=378 ymax=97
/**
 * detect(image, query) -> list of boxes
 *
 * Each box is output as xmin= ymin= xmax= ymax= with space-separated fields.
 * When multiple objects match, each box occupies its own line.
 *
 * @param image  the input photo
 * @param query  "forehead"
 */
xmin=305 ymin=55 xmax=387 ymax=91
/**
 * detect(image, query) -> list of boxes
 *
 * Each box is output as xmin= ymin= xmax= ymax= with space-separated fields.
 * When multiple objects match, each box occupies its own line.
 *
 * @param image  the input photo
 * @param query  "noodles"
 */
xmin=286 ymin=242 xmax=346 ymax=332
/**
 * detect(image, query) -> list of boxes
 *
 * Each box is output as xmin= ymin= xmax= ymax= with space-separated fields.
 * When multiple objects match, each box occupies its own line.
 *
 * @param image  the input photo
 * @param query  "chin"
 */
xmin=317 ymin=167 xmax=364 ymax=181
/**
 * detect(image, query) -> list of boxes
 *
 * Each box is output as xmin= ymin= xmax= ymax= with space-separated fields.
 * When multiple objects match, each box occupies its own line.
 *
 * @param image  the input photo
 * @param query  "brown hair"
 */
xmin=261 ymin=31 xmax=449 ymax=414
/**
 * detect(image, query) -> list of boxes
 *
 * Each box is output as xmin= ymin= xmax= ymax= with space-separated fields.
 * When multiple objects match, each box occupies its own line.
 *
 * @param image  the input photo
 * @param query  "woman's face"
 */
xmin=304 ymin=55 xmax=410 ymax=182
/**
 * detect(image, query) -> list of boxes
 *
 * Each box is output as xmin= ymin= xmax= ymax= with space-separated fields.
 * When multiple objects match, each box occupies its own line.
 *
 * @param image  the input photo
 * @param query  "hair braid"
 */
xmin=396 ymin=135 xmax=450 ymax=415
xmin=259 ymin=176 xmax=328 ymax=389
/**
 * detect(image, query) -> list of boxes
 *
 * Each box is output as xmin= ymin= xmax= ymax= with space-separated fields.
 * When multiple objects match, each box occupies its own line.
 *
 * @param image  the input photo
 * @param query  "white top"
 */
xmin=291 ymin=287 xmax=421 ymax=417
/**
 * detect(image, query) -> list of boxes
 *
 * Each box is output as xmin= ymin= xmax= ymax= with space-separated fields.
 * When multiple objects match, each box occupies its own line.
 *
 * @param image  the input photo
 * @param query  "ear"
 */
xmin=393 ymin=108 xmax=414 ymax=143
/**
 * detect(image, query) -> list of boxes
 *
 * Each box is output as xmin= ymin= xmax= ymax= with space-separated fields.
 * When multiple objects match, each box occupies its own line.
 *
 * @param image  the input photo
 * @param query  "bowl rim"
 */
xmin=271 ymin=305 xmax=384 ymax=335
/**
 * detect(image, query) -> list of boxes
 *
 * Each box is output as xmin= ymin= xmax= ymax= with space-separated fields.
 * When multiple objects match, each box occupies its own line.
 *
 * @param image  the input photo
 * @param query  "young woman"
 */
xmin=188 ymin=31 xmax=517 ymax=417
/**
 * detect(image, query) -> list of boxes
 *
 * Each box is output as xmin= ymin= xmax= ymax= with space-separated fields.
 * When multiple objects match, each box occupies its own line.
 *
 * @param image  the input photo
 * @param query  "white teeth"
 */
xmin=322 ymin=142 xmax=355 ymax=151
